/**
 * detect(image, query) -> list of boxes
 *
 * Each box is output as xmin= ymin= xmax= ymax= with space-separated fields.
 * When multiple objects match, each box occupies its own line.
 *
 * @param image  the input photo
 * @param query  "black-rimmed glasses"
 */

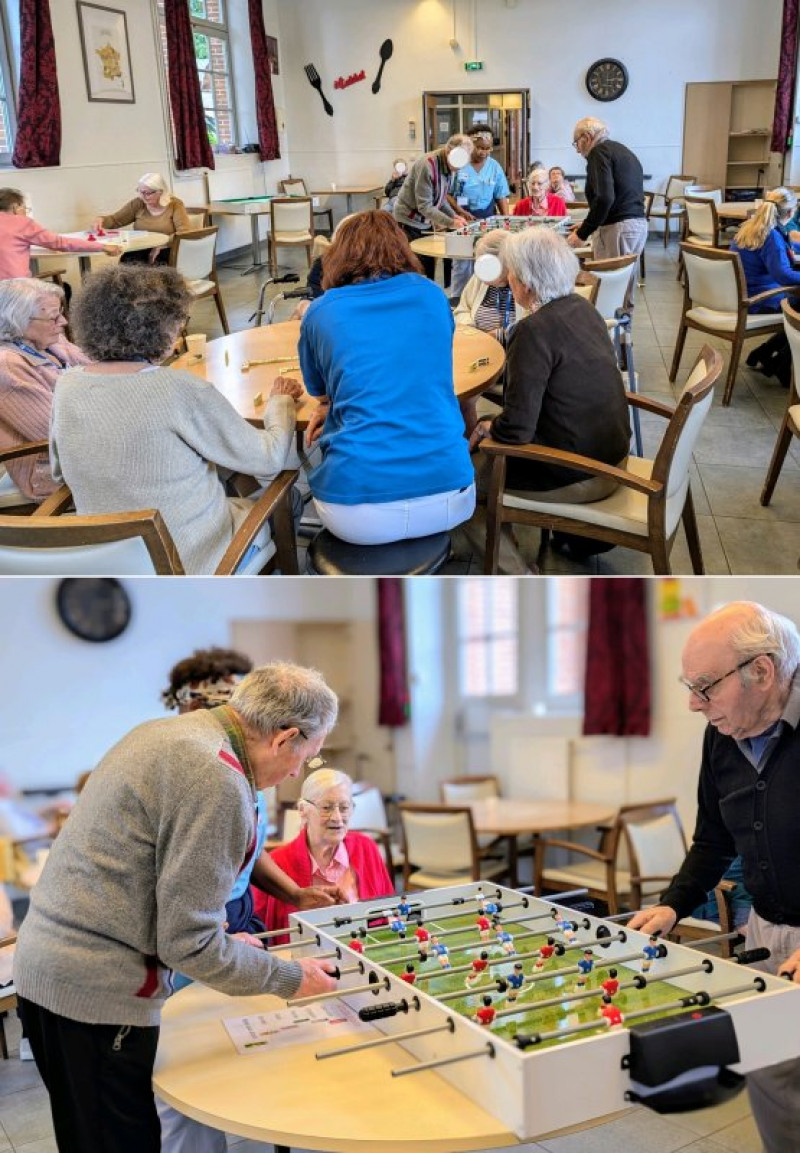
xmin=678 ymin=655 xmax=763 ymax=703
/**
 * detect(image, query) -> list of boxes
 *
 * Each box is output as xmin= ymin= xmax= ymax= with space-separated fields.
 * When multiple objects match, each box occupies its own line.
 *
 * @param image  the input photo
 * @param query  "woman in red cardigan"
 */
xmin=513 ymin=166 xmax=566 ymax=218
xmin=253 ymin=768 xmax=394 ymax=942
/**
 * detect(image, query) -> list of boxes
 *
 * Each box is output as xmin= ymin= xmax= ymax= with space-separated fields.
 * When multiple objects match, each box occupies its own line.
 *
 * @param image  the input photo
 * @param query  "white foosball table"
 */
xmin=444 ymin=215 xmax=572 ymax=257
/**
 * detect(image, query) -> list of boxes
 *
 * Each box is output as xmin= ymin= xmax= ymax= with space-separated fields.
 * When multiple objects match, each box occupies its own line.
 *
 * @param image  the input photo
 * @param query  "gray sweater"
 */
xmin=14 ymin=711 xmax=303 ymax=1027
xmin=49 ymin=365 xmax=296 ymax=574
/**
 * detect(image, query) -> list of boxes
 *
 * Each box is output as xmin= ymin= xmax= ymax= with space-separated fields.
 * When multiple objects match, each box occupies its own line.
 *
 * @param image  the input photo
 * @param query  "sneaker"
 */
xmin=19 ymin=1037 xmax=34 ymax=1061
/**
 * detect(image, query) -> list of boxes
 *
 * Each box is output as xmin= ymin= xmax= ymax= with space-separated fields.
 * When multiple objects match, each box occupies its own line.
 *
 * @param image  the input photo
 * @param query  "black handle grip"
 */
xmin=736 ymin=947 xmax=771 ymax=966
xmin=358 ymin=999 xmax=408 ymax=1022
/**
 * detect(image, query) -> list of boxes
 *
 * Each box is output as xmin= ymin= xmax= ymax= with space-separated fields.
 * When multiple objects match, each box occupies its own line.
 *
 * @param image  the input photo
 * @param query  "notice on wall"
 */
xmin=223 ymin=1000 xmax=373 ymax=1056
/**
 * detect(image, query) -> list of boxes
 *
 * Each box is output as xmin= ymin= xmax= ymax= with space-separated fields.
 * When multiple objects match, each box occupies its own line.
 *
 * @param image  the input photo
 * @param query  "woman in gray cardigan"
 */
xmin=49 ymin=265 xmax=301 ymax=574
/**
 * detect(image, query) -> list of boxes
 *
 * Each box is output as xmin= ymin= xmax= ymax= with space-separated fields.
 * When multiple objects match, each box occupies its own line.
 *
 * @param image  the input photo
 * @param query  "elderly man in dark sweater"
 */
xmin=629 ymin=602 xmax=800 ymax=1153
xmin=567 ymin=116 xmax=647 ymax=261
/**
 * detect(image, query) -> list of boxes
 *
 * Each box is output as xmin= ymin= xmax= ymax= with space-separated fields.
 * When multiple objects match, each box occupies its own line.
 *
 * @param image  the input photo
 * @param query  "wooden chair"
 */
xmin=639 ymin=192 xmax=653 ymax=282
xmin=676 ymin=195 xmax=729 ymax=281
xmin=439 ymin=775 xmax=516 ymax=876
xmin=573 ymin=271 xmax=600 ymax=306
xmin=269 ymin=198 xmax=315 ymax=275
xmin=398 ymin=803 xmax=510 ymax=891
xmin=761 ymin=297 xmax=800 ymax=506
xmin=647 ymin=174 xmax=696 ymax=246
xmin=280 ymin=178 xmax=334 ymax=234
xmin=348 ymin=784 xmax=399 ymax=883
xmin=0 ymin=470 xmax=299 ymax=575
xmin=481 ymin=345 xmax=723 ymax=575
xmin=581 ymin=254 xmax=638 ymax=321
xmin=670 ymin=242 xmax=787 ymax=406
xmin=183 ymin=205 xmax=211 ymax=229
xmin=0 ymin=439 xmax=51 ymax=515
xmin=0 ymin=933 xmax=17 ymax=1061
xmin=169 ymin=226 xmax=229 ymax=335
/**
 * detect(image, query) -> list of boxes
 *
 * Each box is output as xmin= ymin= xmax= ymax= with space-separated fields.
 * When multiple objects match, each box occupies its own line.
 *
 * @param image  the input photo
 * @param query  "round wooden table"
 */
xmin=409 ymin=233 xmax=460 ymax=261
xmin=31 ymin=229 xmax=168 ymax=277
xmin=717 ymin=201 xmax=757 ymax=223
xmin=172 ymin=321 xmax=505 ymax=429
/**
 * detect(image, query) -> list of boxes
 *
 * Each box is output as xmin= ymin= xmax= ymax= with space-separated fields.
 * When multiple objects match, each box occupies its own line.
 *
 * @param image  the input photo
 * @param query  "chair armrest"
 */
xmin=745 ymin=286 xmax=797 ymax=308
xmin=0 ymin=439 xmax=49 ymax=466
xmin=646 ymin=190 xmax=666 ymax=206
xmin=34 ymin=484 xmax=73 ymax=516
xmin=227 ymin=472 xmax=261 ymax=498
xmin=626 ymin=392 xmax=675 ymax=418
xmin=215 ymin=469 xmax=299 ymax=575
xmin=480 ymin=439 xmax=662 ymax=497
xmin=537 ymin=837 xmax=614 ymax=864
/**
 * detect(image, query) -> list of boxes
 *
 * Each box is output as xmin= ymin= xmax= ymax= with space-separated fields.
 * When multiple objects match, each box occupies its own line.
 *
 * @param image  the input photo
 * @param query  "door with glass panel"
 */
xmin=422 ymin=90 xmax=530 ymax=195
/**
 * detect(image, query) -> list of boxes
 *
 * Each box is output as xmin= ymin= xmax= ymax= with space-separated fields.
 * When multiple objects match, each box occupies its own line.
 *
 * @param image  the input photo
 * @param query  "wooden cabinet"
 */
xmin=683 ymin=80 xmax=781 ymax=196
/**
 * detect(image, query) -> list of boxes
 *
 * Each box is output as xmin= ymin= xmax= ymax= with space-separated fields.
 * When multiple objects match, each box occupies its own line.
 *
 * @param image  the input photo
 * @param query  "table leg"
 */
xmin=508 ymin=835 xmax=518 ymax=889
xmin=235 ymin=215 xmax=265 ymax=277
xmin=345 ymin=194 xmax=353 ymax=215
xmin=79 ymin=256 xmax=91 ymax=278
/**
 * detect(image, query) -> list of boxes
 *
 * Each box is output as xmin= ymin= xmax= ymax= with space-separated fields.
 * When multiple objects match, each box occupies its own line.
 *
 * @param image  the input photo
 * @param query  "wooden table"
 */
xmin=717 ymin=201 xmax=758 ymax=223
xmin=409 ymin=233 xmax=460 ymax=261
xmin=172 ymin=321 xmax=505 ymax=429
xmin=153 ymin=981 xmax=519 ymax=1152
xmin=312 ymin=185 xmax=383 ymax=214
xmin=466 ymin=798 xmax=616 ymax=887
xmin=30 ymin=230 xmax=167 ymax=277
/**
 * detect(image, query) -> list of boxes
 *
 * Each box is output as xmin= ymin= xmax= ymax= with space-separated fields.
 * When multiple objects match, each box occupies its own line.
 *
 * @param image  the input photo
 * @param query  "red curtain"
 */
xmin=772 ymin=0 xmax=800 ymax=152
xmin=164 ymin=0 xmax=214 ymax=171
xmin=377 ymin=580 xmax=410 ymax=727
xmin=582 ymin=579 xmax=650 ymax=737
xmin=248 ymin=0 xmax=280 ymax=162
xmin=12 ymin=0 xmax=61 ymax=168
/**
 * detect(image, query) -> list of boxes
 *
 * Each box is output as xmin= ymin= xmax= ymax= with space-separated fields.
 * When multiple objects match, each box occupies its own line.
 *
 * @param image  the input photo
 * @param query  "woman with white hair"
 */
xmin=393 ymin=134 xmax=473 ymax=279
xmin=470 ymin=227 xmax=630 ymax=512
xmin=95 ymin=172 xmax=190 ymax=264
xmin=0 ymin=278 xmax=89 ymax=502
xmin=513 ymin=166 xmax=567 ymax=218
xmin=254 ymin=767 xmax=394 ymax=942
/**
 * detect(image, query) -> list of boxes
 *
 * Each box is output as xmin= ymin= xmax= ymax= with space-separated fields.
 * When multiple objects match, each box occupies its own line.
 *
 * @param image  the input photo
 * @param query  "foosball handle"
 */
xmin=735 ymin=947 xmax=770 ymax=966
xmin=358 ymin=997 xmax=416 ymax=1022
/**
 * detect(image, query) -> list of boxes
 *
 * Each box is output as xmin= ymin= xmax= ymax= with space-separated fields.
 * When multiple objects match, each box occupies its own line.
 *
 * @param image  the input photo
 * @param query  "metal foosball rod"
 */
xmin=366 ymin=907 xmax=590 ymax=959
xmin=316 ymin=1020 xmax=455 ymax=1060
xmin=318 ymin=889 xmax=503 ymax=929
xmin=390 ymin=1042 xmax=495 ymax=1078
xmin=288 ymin=973 xmax=391 ymax=1007
xmin=253 ymin=925 xmax=304 ymax=941
xmin=411 ymin=932 xmax=629 ymax=985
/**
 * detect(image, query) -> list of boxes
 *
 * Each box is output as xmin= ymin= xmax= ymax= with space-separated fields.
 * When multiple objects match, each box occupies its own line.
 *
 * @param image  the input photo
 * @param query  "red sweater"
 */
xmin=253 ymin=830 xmax=394 ymax=942
xmin=513 ymin=194 xmax=566 ymax=218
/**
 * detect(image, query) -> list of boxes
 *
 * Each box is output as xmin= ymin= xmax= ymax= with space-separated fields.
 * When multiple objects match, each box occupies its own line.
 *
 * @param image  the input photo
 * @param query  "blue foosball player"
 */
xmin=575 ymin=949 xmax=594 ymax=988
xmin=641 ymin=934 xmax=660 ymax=972
xmin=505 ymin=962 xmax=525 ymax=1001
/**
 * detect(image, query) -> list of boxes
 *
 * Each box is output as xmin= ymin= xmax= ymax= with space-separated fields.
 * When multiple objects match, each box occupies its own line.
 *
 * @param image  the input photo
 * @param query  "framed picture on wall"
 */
xmin=266 ymin=34 xmax=280 ymax=75
xmin=76 ymin=2 xmax=135 ymax=103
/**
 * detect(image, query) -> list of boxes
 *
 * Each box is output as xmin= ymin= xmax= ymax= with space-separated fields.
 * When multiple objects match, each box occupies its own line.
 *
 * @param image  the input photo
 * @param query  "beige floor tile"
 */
xmin=698 ymin=463 xmax=800 ymax=522
xmin=666 ymin=1088 xmax=752 ymax=1138
xmin=715 ymin=515 xmax=800 ymax=573
xmin=707 ymin=1112 xmax=764 ymax=1153
xmin=0 ymin=1086 xmax=54 ymax=1148
xmin=536 ymin=1107 xmax=699 ymax=1153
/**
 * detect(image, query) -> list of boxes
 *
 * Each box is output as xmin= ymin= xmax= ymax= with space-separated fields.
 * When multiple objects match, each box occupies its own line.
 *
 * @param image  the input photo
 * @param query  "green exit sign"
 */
xmin=464 ymin=61 xmax=483 ymax=72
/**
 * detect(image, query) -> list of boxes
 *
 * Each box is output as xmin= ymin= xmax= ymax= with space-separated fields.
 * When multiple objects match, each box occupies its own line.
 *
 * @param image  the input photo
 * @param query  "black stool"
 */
xmin=306 ymin=530 xmax=452 ymax=575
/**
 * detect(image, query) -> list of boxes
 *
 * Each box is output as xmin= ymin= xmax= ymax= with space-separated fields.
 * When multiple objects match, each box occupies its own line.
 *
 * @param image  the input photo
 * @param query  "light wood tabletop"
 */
xmin=153 ymin=981 xmax=519 ymax=1152
xmin=717 ymin=201 xmax=757 ymax=222
xmin=312 ymin=185 xmax=384 ymax=213
xmin=410 ymin=233 xmax=458 ymax=260
xmin=30 ymin=229 xmax=167 ymax=276
xmin=172 ymin=321 xmax=505 ymax=429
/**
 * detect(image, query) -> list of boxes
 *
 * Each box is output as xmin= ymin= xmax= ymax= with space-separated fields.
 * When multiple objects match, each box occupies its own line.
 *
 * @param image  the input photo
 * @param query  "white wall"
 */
xmin=276 ymin=0 xmax=783 ymax=196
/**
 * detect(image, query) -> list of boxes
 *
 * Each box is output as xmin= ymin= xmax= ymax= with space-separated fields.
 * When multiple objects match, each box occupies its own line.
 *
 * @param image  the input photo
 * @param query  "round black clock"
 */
xmin=56 ymin=579 xmax=132 ymax=643
xmin=586 ymin=58 xmax=629 ymax=102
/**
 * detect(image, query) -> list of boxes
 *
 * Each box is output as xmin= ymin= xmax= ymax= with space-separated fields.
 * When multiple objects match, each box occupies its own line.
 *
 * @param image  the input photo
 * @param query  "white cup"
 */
xmin=330 ymin=182 xmax=337 ymax=191
xmin=185 ymin=333 xmax=207 ymax=360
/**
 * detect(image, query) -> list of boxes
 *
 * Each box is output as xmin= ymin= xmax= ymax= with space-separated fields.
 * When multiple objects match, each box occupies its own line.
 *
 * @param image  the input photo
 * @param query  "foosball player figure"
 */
xmin=575 ymin=949 xmax=594 ymax=989
xmin=533 ymin=936 xmax=557 ymax=970
xmin=505 ymin=962 xmax=525 ymax=1002
xmin=480 ymin=896 xmax=501 ymax=916
xmin=349 ymin=931 xmax=364 ymax=954
xmin=388 ymin=913 xmax=406 ymax=937
xmin=415 ymin=923 xmax=431 ymax=960
xmin=474 ymin=994 xmax=496 ymax=1027
xmin=554 ymin=914 xmax=577 ymax=942
xmin=465 ymin=951 xmax=490 ymax=987
xmin=496 ymin=927 xmax=515 ymax=955
xmin=399 ymin=962 xmax=417 ymax=985
xmin=598 ymin=994 xmax=624 ymax=1027
xmin=476 ymin=913 xmax=492 ymax=940
xmin=397 ymin=894 xmax=412 ymax=917
xmin=601 ymin=968 xmax=620 ymax=998
xmin=431 ymin=936 xmax=451 ymax=968
xmin=641 ymin=934 xmax=660 ymax=973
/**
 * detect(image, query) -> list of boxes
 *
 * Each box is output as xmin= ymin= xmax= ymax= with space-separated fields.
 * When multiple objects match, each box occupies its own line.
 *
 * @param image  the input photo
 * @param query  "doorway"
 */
xmin=422 ymin=89 xmax=530 ymax=194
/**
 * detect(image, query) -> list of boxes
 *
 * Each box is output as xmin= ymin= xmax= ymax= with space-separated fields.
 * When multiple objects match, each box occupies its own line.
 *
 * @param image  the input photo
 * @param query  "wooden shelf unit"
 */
xmin=683 ymin=79 xmax=781 ymax=197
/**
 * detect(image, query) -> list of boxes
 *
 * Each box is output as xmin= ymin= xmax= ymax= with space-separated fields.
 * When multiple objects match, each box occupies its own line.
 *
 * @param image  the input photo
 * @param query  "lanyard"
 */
xmin=499 ymin=287 xmax=513 ymax=330
xmin=11 ymin=340 xmax=68 ymax=369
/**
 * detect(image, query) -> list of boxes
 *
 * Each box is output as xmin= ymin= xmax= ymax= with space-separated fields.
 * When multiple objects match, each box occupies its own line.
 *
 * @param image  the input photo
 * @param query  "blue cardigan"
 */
xmin=731 ymin=228 xmax=800 ymax=312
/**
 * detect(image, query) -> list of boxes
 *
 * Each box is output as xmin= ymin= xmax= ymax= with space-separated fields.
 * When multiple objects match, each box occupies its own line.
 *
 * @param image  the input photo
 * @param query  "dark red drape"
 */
xmin=12 ymin=0 xmax=61 ymax=168
xmin=772 ymin=0 xmax=800 ymax=152
xmin=377 ymin=579 xmax=410 ymax=727
xmin=582 ymin=578 xmax=650 ymax=737
xmin=164 ymin=0 xmax=214 ymax=171
xmin=248 ymin=0 xmax=280 ymax=162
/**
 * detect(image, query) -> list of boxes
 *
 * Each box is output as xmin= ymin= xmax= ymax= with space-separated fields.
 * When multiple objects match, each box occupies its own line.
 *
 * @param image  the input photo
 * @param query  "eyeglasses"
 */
xmin=307 ymin=800 xmax=354 ymax=818
xmin=137 ymin=187 xmax=160 ymax=197
xmin=572 ymin=134 xmax=586 ymax=149
xmin=678 ymin=655 xmax=763 ymax=703
xmin=282 ymin=726 xmax=327 ymax=771
xmin=31 ymin=312 xmax=64 ymax=323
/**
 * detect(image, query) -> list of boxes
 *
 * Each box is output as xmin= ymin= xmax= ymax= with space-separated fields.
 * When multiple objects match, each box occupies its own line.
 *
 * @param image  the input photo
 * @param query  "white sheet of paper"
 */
xmin=0 ymin=945 xmax=14 ymax=987
xmin=222 ymin=999 xmax=373 ymax=1055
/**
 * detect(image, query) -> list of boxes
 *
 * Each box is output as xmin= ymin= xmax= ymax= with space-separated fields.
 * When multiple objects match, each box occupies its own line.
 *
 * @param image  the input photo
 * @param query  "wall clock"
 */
xmin=586 ymin=58 xmax=629 ymax=102
xmin=56 ymin=579 xmax=132 ymax=643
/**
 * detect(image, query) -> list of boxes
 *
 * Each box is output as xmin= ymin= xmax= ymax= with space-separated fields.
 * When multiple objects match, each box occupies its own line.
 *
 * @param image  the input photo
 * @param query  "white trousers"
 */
xmin=314 ymin=483 xmax=476 ymax=546
xmin=156 ymin=1095 xmax=227 ymax=1153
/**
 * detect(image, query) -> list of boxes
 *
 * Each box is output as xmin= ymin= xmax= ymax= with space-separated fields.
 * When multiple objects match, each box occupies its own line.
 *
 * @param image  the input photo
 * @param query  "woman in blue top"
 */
xmin=450 ymin=127 xmax=511 ymax=297
xmin=732 ymin=188 xmax=800 ymax=386
xmin=293 ymin=210 xmax=476 ymax=546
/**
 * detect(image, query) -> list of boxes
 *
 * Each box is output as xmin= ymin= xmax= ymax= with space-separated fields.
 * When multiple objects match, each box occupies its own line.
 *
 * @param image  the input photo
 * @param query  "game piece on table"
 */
xmin=397 ymin=894 xmax=412 ymax=917
xmin=349 ymin=930 xmax=364 ymax=954
xmin=465 ymin=950 xmax=490 ymax=988
xmin=641 ymin=934 xmax=660 ymax=972
xmin=388 ymin=913 xmax=406 ymax=937
xmin=415 ymin=924 xmax=430 ymax=959
xmin=495 ymin=927 xmax=515 ymax=956
xmin=575 ymin=949 xmax=594 ymax=989
xmin=253 ymin=391 xmax=264 ymax=407
xmin=601 ymin=967 xmax=619 ymax=998
xmin=505 ymin=962 xmax=525 ymax=1002
xmin=533 ymin=936 xmax=556 ymax=970
xmin=476 ymin=913 xmax=492 ymax=940
xmin=598 ymin=994 xmax=624 ymax=1027
xmin=554 ymin=913 xmax=578 ymax=942
xmin=399 ymin=962 xmax=417 ymax=985
xmin=431 ymin=936 xmax=450 ymax=969
xmin=474 ymin=994 xmax=496 ymax=1027
xmin=480 ymin=896 xmax=501 ymax=916
xmin=97 ymin=226 xmax=105 ymax=236
xmin=87 ymin=233 xmax=96 ymax=242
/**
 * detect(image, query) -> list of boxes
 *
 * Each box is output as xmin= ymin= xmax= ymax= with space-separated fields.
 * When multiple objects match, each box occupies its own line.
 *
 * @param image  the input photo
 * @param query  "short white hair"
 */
xmin=137 ymin=172 xmax=170 ymax=208
xmin=0 ymin=278 xmax=64 ymax=342
xmin=504 ymin=227 xmax=579 ymax=304
xmin=445 ymin=133 xmax=473 ymax=154
xmin=298 ymin=768 xmax=353 ymax=825
xmin=474 ymin=230 xmax=510 ymax=260
xmin=574 ymin=117 xmax=609 ymax=144
xmin=724 ymin=602 xmax=800 ymax=683
xmin=230 ymin=662 xmax=338 ymax=739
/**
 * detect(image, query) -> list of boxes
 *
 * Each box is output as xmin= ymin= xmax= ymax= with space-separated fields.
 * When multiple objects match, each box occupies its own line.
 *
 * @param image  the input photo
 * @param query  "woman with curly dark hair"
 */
xmin=279 ymin=210 xmax=475 ymax=546
xmin=49 ymin=264 xmax=302 ymax=574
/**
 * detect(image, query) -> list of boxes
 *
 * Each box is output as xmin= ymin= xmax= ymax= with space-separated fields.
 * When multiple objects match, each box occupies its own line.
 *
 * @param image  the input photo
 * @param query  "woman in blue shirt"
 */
xmin=450 ymin=127 xmax=511 ymax=297
xmin=294 ymin=211 xmax=476 ymax=546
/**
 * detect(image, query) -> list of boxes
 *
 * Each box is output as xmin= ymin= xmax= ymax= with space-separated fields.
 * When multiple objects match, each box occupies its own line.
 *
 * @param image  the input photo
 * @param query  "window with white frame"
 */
xmin=457 ymin=578 xmax=520 ymax=699
xmin=155 ymin=0 xmax=238 ymax=152
xmin=0 ymin=4 xmax=16 ymax=165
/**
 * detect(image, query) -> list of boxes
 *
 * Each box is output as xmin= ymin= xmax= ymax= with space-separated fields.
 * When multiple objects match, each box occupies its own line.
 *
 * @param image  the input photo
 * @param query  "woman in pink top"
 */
xmin=0 ymin=188 xmax=121 ymax=280
xmin=0 ymin=278 xmax=89 ymax=501
xmin=513 ymin=166 xmax=567 ymax=218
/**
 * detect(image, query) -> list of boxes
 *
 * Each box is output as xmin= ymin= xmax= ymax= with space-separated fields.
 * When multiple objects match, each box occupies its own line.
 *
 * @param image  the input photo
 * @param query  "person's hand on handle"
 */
xmin=305 ymin=400 xmax=330 ymax=446
xmin=291 ymin=957 xmax=339 ymax=999
xmin=271 ymin=374 xmax=304 ymax=400
xmin=291 ymin=300 xmax=312 ymax=321
xmin=778 ymin=946 xmax=800 ymax=984
xmin=626 ymin=906 xmax=678 ymax=936
xmin=230 ymin=931 xmax=265 ymax=949
xmin=452 ymin=215 xmax=469 ymax=229
xmin=567 ymin=229 xmax=586 ymax=249
xmin=103 ymin=244 xmax=123 ymax=257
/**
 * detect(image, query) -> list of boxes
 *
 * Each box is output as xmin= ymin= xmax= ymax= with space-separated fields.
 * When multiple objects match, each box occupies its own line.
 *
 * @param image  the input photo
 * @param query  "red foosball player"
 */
xmin=399 ymin=962 xmax=417 ymax=985
xmin=476 ymin=913 xmax=492 ymax=940
xmin=349 ymin=931 xmax=364 ymax=954
xmin=598 ymin=994 xmax=623 ymax=1027
xmin=415 ymin=924 xmax=431 ymax=959
xmin=465 ymin=950 xmax=490 ymax=987
xmin=533 ymin=936 xmax=557 ymax=969
xmin=474 ymin=994 xmax=496 ymax=1027
xmin=601 ymin=968 xmax=619 ymax=998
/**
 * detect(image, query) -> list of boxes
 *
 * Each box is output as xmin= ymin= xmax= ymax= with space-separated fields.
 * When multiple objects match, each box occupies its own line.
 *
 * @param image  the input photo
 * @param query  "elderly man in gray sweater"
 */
xmin=14 ymin=662 xmax=340 ymax=1153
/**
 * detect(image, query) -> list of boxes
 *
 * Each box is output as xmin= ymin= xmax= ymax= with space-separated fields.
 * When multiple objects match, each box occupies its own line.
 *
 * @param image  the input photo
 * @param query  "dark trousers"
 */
xmin=120 ymin=246 xmax=170 ymax=266
xmin=18 ymin=996 xmax=161 ymax=1153
xmin=399 ymin=223 xmax=451 ymax=287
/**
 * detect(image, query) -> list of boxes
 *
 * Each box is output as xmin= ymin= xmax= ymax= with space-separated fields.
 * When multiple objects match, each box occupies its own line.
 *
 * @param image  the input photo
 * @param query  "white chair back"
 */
xmin=683 ymin=248 xmax=739 ymax=313
xmin=659 ymin=354 xmax=717 ymax=534
xmin=282 ymin=179 xmax=308 ymax=197
xmin=401 ymin=808 xmax=474 ymax=873
xmin=271 ymin=198 xmax=313 ymax=235
xmin=664 ymin=175 xmax=695 ymax=204
xmin=174 ymin=230 xmax=217 ymax=281
xmin=441 ymin=778 xmax=498 ymax=804
xmin=185 ymin=210 xmax=207 ymax=229
xmin=782 ymin=299 xmax=800 ymax=379
xmin=622 ymin=812 xmax=687 ymax=879
xmin=583 ymin=256 xmax=638 ymax=321
xmin=685 ymin=186 xmax=722 ymax=204
xmin=0 ymin=536 xmax=160 ymax=575
xmin=281 ymin=807 xmax=302 ymax=841
xmin=684 ymin=199 xmax=715 ymax=243
xmin=349 ymin=786 xmax=389 ymax=832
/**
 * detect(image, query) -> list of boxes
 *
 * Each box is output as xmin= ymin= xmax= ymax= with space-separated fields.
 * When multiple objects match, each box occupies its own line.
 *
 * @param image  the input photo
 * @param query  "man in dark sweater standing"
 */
xmin=629 ymin=602 xmax=800 ymax=1153
xmin=567 ymin=116 xmax=647 ymax=262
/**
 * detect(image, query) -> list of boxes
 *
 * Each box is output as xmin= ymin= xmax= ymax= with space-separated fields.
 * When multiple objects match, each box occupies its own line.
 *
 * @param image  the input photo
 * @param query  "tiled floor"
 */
xmin=188 ymin=230 xmax=799 ymax=576
xmin=0 ymin=1010 xmax=765 ymax=1152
